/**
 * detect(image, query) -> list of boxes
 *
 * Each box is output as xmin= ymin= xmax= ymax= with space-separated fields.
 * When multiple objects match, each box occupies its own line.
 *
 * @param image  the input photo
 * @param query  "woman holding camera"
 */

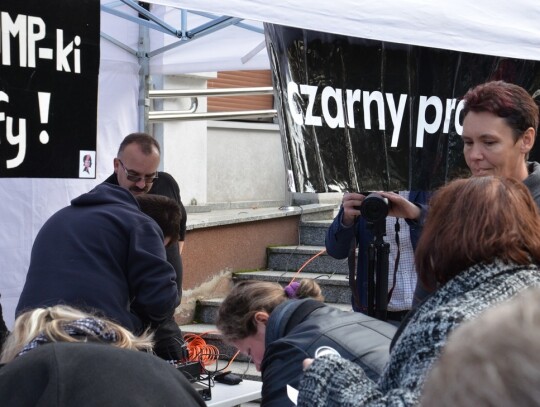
xmin=298 ymin=175 xmax=540 ymax=406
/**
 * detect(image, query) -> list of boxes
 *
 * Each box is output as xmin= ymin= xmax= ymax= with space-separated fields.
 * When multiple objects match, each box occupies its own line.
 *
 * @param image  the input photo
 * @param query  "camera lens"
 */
xmin=360 ymin=193 xmax=390 ymax=223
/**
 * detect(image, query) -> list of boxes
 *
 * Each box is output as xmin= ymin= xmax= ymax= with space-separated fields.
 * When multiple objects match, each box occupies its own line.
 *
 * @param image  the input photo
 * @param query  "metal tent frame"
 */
xmin=100 ymin=0 xmax=274 ymax=130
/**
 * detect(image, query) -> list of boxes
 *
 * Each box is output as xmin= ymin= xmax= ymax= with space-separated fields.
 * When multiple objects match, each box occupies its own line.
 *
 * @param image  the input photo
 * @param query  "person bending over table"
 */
xmin=217 ymin=279 xmax=396 ymax=407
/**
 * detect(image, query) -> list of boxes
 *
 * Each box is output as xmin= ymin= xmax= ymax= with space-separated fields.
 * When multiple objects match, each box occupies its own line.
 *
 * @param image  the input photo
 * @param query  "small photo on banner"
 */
xmin=79 ymin=150 xmax=95 ymax=179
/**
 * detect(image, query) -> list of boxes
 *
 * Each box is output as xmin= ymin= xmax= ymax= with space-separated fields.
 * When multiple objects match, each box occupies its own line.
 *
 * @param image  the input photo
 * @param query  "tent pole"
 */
xmin=138 ymin=11 xmax=151 ymax=133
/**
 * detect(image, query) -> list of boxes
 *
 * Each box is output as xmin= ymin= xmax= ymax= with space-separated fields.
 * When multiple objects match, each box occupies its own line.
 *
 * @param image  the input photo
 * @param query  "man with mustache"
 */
xmin=107 ymin=133 xmax=161 ymax=196
xmin=104 ymin=133 xmax=188 ymax=361
xmin=104 ymin=133 xmax=187 ymax=289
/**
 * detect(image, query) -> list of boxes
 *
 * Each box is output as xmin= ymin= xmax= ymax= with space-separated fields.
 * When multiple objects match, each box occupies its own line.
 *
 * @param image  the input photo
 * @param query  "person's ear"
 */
xmin=521 ymin=127 xmax=535 ymax=154
xmin=254 ymin=311 xmax=269 ymax=326
xmin=113 ymin=158 xmax=120 ymax=173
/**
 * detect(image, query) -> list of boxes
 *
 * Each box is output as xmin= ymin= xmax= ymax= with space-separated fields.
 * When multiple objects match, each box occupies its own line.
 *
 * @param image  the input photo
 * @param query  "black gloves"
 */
xmin=152 ymin=319 xmax=189 ymax=362
xmin=153 ymin=335 xmax=189 ymax=362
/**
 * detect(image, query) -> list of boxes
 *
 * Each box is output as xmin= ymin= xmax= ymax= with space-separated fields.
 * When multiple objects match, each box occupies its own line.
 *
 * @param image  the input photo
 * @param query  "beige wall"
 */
xmin=182 ymin=216 xmax=299 ymax=289
xmin=207 ymin=121 xmax=285 ymax=204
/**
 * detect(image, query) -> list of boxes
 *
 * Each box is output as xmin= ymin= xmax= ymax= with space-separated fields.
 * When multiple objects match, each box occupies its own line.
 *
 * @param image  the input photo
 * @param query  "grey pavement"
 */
xmin=186 ymin=203 xmax=337 ymax=231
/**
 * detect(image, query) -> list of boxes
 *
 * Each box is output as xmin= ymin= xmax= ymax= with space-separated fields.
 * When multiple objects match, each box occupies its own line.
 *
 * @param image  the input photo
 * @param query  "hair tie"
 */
xmin=284 ymin=281 xmax=300 ymax=299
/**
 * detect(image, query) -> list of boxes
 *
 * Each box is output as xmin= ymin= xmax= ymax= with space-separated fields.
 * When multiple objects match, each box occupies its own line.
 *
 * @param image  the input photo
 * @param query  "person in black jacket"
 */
xmin=0 ymin=342 xmax=206 ymax=407
xmin=216 ymin=280 xmax=396 ymax=407
xmin=103 ymin=133 xmax=188 ymax=295
xmin=16 ymin=184 xmax=179 ymax=341
xmin=103 ymin=133 xmax=188 ymax=362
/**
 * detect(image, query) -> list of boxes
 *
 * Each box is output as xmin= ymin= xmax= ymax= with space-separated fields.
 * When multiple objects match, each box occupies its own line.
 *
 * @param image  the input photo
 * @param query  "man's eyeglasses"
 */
xmin=117 ymin=159 xmax=158 ymax=184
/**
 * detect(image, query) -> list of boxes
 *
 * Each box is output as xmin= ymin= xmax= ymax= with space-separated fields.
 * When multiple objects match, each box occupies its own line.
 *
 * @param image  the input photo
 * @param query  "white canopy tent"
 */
xmin=144 ymin=0 xmax=540 ymax=62
xmin=1 ymin=0 xmax=539 ymax=327
xmin=101 ymin=0 xmax=270 ymax=74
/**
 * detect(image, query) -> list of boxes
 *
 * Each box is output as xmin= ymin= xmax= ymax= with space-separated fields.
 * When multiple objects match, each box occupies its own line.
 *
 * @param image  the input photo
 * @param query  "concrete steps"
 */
xmin=234 ymin=271 xmax=351 ymax=304
xmin=299 ymin=220 xmax=333 ymax=246
xmin=266 ymin=245 xmax=349 ymax=275
xmin=181 ymin=205 xmax=346 ymax=388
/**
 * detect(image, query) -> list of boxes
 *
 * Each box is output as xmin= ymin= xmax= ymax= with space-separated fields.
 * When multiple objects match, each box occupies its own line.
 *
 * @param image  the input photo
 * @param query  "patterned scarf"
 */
xmin=18 ymin=317 xmax=118 ymax=358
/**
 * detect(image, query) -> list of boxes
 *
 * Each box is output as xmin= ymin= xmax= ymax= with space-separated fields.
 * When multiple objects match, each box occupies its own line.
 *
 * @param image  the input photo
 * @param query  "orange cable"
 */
xmin=221 ymin=349 xmax=241 ymax=371
xmin=184 ymin=331 xmax=242 ymax=371
xmin=183 ymin=332 xmax=220 ymax=367
xmin=288 ymin=248 xmax=327 ymax=285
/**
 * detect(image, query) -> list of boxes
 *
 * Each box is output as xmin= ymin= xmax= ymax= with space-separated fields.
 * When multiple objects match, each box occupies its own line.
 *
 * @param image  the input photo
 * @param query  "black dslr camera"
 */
xmin=356 ymin=192 xmax=391 ymax=224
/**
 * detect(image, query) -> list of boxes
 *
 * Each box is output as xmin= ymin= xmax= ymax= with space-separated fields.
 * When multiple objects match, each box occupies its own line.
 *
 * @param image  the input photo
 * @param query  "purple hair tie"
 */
xmin=284 ymin=281 xmax=300 ymax=299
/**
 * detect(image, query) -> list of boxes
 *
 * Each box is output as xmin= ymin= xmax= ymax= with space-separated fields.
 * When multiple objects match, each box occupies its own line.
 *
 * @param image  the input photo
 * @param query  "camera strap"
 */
xmin=348 ymin=232 xmax=364 ymax=311
xmin=387 ymin=218 xmax=401 ymax=302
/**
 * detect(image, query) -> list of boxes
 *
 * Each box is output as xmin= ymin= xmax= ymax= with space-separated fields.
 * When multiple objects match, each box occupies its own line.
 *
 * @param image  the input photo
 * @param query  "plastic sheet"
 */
xmin=265 ymin=24 xmax=540 ymax=192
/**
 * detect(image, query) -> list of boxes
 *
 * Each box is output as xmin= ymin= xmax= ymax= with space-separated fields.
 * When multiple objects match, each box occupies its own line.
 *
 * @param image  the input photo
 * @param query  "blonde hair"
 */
xmin=216 ymin=279 xmax=324 ymax=342
xmin=0 ymin=305 xmax=154 ymax=364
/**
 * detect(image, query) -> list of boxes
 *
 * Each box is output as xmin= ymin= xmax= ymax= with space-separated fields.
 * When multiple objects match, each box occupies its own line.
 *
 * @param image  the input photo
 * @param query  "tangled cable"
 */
xmin=183 ymin=332 xmax=220 ymax=367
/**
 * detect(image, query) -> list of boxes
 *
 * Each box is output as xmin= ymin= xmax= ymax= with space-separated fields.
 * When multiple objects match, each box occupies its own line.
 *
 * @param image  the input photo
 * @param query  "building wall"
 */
xmin=207 ymin=121 xmax=286 ymax=204
xmin=156 ymin=73 xmax=295 ymax=299
xmin=181 ymin=216 xmax=299 ymax=289
xmin=207 ymin=70 xmax=273 ymax=113
xmin=157 ymin=74 xmax=214 ymax=206
xmin=158 ymin=73 xmax=287 ymax=207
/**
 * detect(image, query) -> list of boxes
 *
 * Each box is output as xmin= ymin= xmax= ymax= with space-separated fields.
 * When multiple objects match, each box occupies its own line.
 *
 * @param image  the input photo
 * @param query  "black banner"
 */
xmin=265 ymin=24 xmax=540 ymax=192
xmin=0 ymin=0 xmax=100 ymax=178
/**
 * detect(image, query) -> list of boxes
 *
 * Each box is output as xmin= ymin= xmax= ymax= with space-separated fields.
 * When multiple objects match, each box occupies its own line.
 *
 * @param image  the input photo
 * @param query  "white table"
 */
xmin=206 ymin=379 xmax=262 ymax=407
